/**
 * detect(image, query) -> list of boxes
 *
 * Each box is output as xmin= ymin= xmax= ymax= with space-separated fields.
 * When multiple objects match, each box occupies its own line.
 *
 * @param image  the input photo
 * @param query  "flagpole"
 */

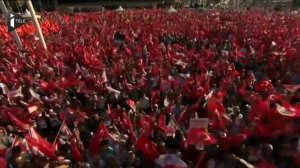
xmin=170 ymin=115 xmax=186 ymax=140
xmin=11 ymin=135 xmax=17 ymax=147
xmin=0 ymin=0 xmax=24 ymax=50
xmin=25 ymin=0 xmax=47 ymax=50
xmin=53 ymin=120 xmax=66 ymax=146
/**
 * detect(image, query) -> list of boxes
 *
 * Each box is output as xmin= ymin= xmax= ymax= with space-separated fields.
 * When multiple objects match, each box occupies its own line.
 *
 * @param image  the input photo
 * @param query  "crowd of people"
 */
xmin=0 ymin=8 xmax=300 ymax=168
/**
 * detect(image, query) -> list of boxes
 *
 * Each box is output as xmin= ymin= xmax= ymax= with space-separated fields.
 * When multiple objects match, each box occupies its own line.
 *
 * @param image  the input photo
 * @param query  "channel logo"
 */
xmin=7 ymin=12 xmax=28 ymax=32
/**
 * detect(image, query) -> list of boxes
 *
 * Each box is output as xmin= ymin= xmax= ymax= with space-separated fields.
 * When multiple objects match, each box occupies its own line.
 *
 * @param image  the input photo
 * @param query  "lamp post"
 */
xmin=25 ymin=0 xmax=47 ymax=50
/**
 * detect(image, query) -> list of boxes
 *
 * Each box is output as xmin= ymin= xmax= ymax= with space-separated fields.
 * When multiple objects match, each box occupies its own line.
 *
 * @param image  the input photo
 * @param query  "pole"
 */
xmin=0 ymin=0 xmax=23 ymax=50
xmin=53 ymin=120 xmax=66 ymax=145
xmin=25 ymin=0 xmax=47 ymax=50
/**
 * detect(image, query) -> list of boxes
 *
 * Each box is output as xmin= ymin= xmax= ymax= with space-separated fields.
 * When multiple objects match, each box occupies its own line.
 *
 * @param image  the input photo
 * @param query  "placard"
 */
xmin=189 ymin=118 xmax=209 ymax=129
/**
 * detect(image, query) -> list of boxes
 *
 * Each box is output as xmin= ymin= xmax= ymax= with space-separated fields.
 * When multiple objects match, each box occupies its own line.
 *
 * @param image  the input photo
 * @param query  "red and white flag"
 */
xmin=8 ymin=113 xmax=29 ymax=132
xmin=25 ymin=127 xmax=56 ymax=159
xmin=7 ymin=86 xmax=23 ymax=98
xmin=283 ymin=84 xmax=300 ymax=93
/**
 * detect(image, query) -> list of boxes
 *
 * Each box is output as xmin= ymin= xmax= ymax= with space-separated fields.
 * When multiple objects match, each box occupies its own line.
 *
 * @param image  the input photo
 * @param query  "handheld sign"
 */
xmin=189 ymin=118 xmax=209 ymax=130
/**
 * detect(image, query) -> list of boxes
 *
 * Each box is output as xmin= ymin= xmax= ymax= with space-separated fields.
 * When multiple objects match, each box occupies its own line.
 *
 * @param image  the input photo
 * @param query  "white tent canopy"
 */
xmin=167 ymin=6 xmax=177 ymax=13
xmin=116 ymin=6 xmax=125 ymax=12
xmin=21 ymin=9 xmax=41 ymax=19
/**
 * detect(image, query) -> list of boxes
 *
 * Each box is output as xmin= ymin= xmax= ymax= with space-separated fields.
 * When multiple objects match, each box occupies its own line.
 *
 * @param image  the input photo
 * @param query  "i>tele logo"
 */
xmin=7 ymin=12 xmax=28 ymax=32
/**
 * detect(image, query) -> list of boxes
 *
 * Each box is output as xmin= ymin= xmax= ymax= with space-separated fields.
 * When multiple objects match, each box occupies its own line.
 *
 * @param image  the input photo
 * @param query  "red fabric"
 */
xmin=255 ymin=80 xmax=273 ymax=93
xmin=70 ymin=140 xmax=82 ymax=162
xmin=6 ymin=86 xmax=23 ymax=98
xmin=219 ymin=134 xmax=247 ymax=150
xmin=128 ymin=99 xmax=136 ymax=111
xmin=248 ymin=97 xmax=270 ymax=122
xmin=158 ymin=114 xmax=175 ymax=134
xmin=8 ymin=113 xmax=28 ymax=132
xmin=187 ymin=128 xmax=216 ymax=145
xmin=135 ymin=134 xmax=159 ymax=161
xmin=139 ymin=115 xmax=155 ymax=136
xmin=120 ymin=115 xmax=136 ymax=141
xmin=205 ymin=99 xmax=229 ymax=129
xmin=276 ymin=101 xmax=300 ymax=117
xmin=0 ymin=158 xmax=7 ymax=168
xmin=25 ymin=128 xmax=56 ymax=159
xmin=89 ymin=123 xmax=109 ymax=154
xmin=283 ymin=84 xmax=300 ymax=92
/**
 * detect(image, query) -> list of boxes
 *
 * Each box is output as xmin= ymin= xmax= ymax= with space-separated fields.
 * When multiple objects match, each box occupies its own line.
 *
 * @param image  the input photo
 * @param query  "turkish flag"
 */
xmin=26 ymin=127 xmax=56 ymax=159
xmin=120 ymin=115 xmax=136 ymax=141
xmin=187 ymin=128 xmax=216 ymax=145
xmin=139 ymin=115 xmax=154 ymax=136
xmin=89 ymin=123 xmax=109 ymax=154
xmin=135 ymin=134 xmax=159 ymax=161
xmin=71 ymin=139 xmax=82 ymax=162
xmin=8 ymin=113 xmax=29 ymax=132
xmin=248 ymin=97 xmax=270 ymax=121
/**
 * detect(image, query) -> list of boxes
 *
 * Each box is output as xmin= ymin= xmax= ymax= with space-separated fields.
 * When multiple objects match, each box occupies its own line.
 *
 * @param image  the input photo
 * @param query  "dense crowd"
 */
xmin=0 ymin=9 xmax=300 ymax=168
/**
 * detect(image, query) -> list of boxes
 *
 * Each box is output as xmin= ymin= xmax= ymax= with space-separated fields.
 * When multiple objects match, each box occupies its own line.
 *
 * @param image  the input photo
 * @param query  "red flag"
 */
xmin=89 ymin=123 xmax=109 ymax=154
xmin=128 ymin=99 xmax=136 ymax=112
xmin=70 ymin=139 xmax=82 ymax=162
xmin=205 ymin=99 xmax=229 ymax=129
xmin=139 ymin=115 xmax=155 ymax=136
xmin=61 ymin=122 xmax=72 ymax=137
xmin=255 ymin=80 xmax=273 ymax=93
xmin=6 ymin=86 xmax=23 ymax=98
xmin=276 ymin=102 xmax=300 ymax=117
xmin=187 ymin=128 xmax=216 ymax=145
xmin=158 ymin=114 xmax=175 ymax=135
xmin=26 ymin=128 xmax=56 ymax=159
xmin=283 ymin=84 xmax=300 ymax=93
xmin=125 ymin=47 xmax=133 ymax=57
xmin=135 ymin=134 xmax=159 ymax=161
xmin=40 ymin=80 xmax=58 ymax=94
xmin=74 ymin=111 xmax=87 ymax=125
xmin=238 ymin=84 xmax=248 ymax=98
xmin=8 ymin=113 xmax=29 ymax=132
xmin=120 ymin=115 xmax=136 ymax=141
xmin=248 ymin=97 xmax=270 ymax=121
xmin=27 ymin=101 xmax=41 ymax=114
